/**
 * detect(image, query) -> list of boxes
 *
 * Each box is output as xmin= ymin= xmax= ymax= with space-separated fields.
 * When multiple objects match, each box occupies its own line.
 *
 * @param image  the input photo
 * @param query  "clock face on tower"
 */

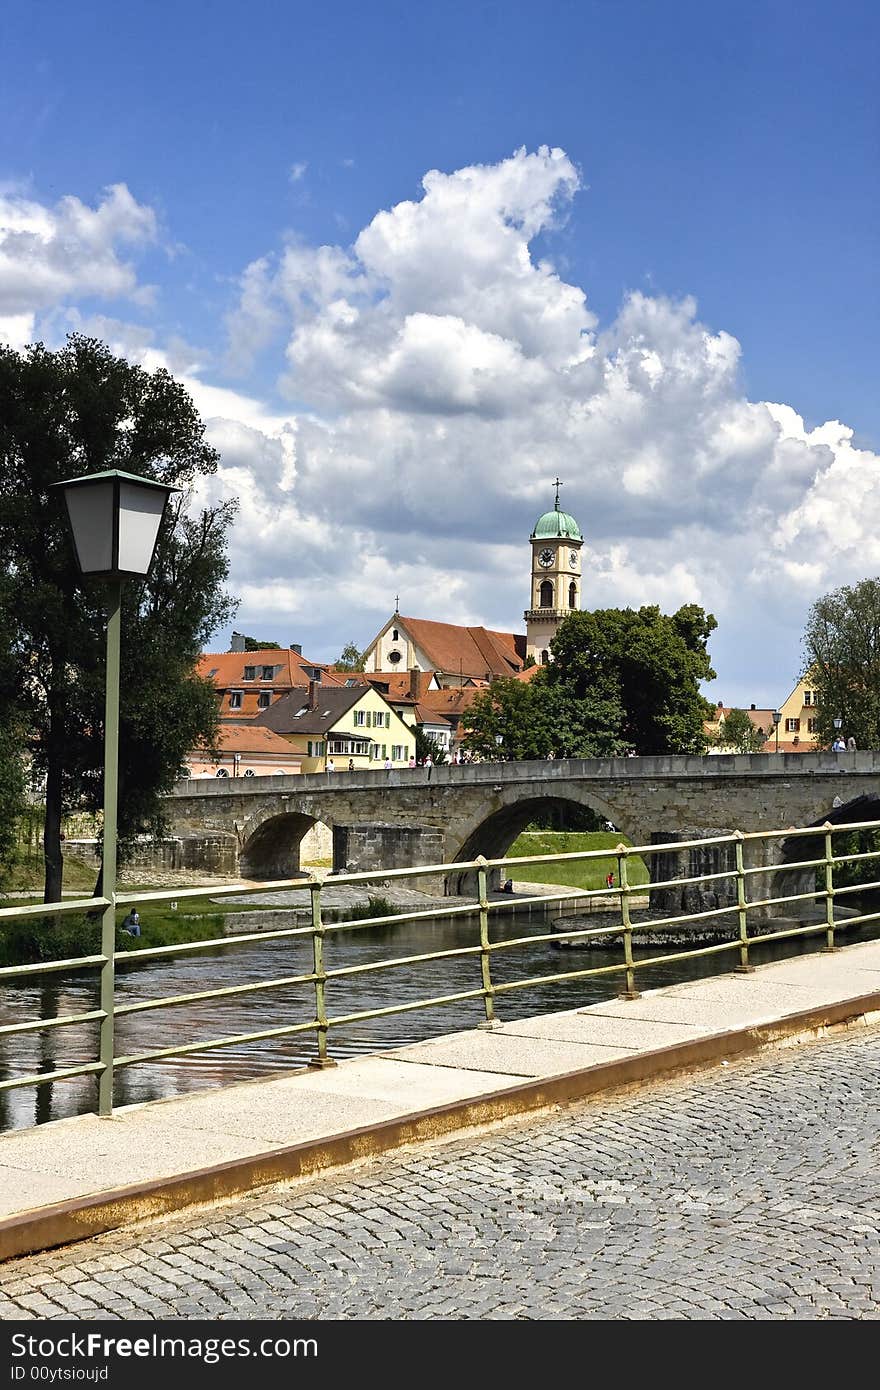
xmin=569 ymin=550 xmax=578 ymax=569
xmin=538 ymin=547 xmax=555 ymax=568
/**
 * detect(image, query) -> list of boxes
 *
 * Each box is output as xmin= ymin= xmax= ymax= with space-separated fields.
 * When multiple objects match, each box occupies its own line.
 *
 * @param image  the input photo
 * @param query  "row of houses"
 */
xmin=705 ymin=674 xmax=825 ymax=754
xmin=183 ymin=613 xmax=534 ymax=778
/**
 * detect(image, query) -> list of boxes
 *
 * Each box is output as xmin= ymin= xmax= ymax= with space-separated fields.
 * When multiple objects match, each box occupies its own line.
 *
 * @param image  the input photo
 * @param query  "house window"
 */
xmin=355 ymin=709 xmax=367 ymax=726
xmin=215 ymin=767 xmax=229 ymax=777
xmin=261 ymin=665 xmax=275 ymax=680
xmin=392 ymin=745 xmax=405 ymax=760
xmin=229 ymin=691 xmax=243 ymax=709
xmin=539 ymin=580 xmax=554 ymax=608
xmin=257 ymin=691 xmax=271 ymax=709
xmin=785 ymin=718 xmax=800 ymax=733
xmin=808 ymin=718 xmax=819 ymax=733
xmin=370 ymin=743 xmax=380 ymax=760
xmin=243 ymin=768 xmax=255 ymax=777
xmin=569 ymin=581 xmax=577 ymax=609
xmin=243 ymin=666 xmax=255 ymax=681
xmin=540 ymin=650 xmax=549 ymax=666
xmin=392 ymin=629 xmax=399 ymax=641
xmin=804 ymin=690 xmax=816 ymax=706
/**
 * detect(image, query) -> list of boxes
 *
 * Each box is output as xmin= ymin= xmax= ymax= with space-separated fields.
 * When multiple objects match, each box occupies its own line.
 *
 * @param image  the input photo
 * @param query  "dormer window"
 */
xmin=261 ymin=665 xmax=275 ymax=680
xmin=243 ymin=666 xmax=256 ymax=681
xmin=229 ymin=691 xmax=243 ymax=710
xmin=257 ymin=691 xmax=272 ymax=708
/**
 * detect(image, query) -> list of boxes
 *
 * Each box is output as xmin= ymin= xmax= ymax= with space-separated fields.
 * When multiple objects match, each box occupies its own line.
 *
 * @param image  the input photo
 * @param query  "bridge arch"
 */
xmin=770 ymin=792 xmax=880 ymax=919
xmin=240 ymin=809 xmax=331 ymax=880
xmin=445 ymin=791 xmax=638 ymax=895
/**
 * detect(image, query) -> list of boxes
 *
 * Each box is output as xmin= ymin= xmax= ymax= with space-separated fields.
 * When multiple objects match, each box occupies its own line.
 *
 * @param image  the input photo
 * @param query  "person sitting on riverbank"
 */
xmin=121 ymin=909 xmax=141 ymax=937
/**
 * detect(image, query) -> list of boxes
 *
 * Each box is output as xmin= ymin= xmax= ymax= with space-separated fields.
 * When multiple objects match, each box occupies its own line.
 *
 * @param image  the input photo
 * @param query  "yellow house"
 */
xmin=254 ymin=681 xmax=415 ymax=772
xmin=764 ymin=673 xmax=823 ymax=753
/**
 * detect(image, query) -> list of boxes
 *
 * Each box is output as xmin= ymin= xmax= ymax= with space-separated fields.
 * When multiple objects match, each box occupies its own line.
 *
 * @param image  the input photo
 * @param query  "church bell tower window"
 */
xmin=539 ymin=580 xmax=554 ymax=608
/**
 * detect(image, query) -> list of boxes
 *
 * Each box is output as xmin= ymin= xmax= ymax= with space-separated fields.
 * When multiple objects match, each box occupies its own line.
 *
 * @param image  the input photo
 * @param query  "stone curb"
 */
xmin=1 ymin=986 xmax=879 ymax=1263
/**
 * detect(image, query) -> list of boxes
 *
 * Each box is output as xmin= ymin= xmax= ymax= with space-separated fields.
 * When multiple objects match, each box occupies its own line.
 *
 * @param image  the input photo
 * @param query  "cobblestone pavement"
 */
xmin=2 ymin=1025 xmax=880 ymax=1320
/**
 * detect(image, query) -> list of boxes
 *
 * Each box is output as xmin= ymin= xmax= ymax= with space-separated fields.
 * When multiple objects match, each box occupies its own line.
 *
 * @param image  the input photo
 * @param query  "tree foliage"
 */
xmin=710 ymin=707 xmax=767 ymax=753
xmin=335 ymin=641 xmax=365 ymax=672
xmin=462 ymin=604 xmax=716 ymax=760
xmin=0 ymin=335 xmax=238 ymax=901
xmin=546 ymin=605 xmax=716 ymax=755
xmin=243 ymin=635 xmax=281 ymax=651
xmin=414 ymin=725 xmax=447 ymax=764
xmin=802 ymin=578 xmax=880 ymax=749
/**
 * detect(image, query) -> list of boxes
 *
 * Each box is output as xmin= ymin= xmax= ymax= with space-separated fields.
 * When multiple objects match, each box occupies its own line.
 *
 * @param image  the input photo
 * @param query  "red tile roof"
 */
xmin=198 ymin=648 xmax=343 ymax=719
xmin=331 ymin=669 xmax=437 ymax=702
xmin=197 ymin=648 xmax=342 ymax=691
xmin=194 ymin=724 xmax=299 ymax=756
xmin=396 ymin=617 xmax=525 ymax=679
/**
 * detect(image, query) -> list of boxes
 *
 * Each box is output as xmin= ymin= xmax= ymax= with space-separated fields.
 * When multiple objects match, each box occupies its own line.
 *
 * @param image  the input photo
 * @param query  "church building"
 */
xmin=361 ymin=485 xmax=584 ymax=684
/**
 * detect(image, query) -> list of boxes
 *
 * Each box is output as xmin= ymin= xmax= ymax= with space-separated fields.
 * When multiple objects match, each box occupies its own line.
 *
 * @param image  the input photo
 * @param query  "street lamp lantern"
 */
xmin=52 ymin=469 xmax=178 ymax=579
xmin=52 ymin=468 xmax=178 ymax=1119
xmin=833 ymin=714 xmax=843 ymax=731
xmin=772 ymin=709 xmax=781 ymax=753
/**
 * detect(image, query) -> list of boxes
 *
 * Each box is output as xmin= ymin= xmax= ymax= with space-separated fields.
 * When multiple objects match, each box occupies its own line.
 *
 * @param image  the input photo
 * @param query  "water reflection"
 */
xmin=2 ymin=905 xmax=876 ymax=1132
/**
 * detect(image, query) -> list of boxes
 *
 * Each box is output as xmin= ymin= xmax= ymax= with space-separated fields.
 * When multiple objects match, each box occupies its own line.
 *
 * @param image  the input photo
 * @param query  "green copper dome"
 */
xmin=531 ymin=508 xmax=582 ymax=541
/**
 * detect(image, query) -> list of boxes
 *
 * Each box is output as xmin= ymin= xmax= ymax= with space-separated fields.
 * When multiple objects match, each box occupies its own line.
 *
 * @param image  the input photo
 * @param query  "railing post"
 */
xmin=734 ymin=831 xmax=754 ymax=973
xmin=822 ymin=824 xmax=838 ymax=953
xmin=617 ymin=847 xmax=640 ymax=1000
xmin=308 ymin=878 xmax=337 ymax=1067
xmin=476 ymin=857 xmax=498 ymax=1028
xmin=98 ymin=583 xmax=121 ymax=1118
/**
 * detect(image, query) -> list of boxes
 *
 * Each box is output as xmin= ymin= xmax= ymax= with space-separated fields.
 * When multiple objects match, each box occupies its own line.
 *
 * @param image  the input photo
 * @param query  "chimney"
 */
xmin=409 ymin=666 xmax=420 ymax=700
xmin=308 ymin=680 xmax=318 ymax=709
xmin=717 ymin=700 xmax=723 ymax=709
xmin=750 ymin=703 xmax=756 ymax=710
xmin=230 ymin=631 xmax=246 ymax=653
xmin=290 ymin=643 xmax=302 ymax=655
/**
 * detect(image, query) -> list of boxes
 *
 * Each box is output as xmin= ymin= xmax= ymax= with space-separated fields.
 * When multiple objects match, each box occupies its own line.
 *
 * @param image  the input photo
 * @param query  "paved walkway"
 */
xmin=1 ymin=1020 xmax=879 ymax=1319
xmin=1 ymin=939 xmax=880 ymax=1262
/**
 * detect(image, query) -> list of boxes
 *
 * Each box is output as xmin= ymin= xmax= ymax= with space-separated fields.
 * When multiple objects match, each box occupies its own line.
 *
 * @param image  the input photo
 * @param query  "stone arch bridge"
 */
xmin=165 ymin=752 xmax=880 ymax=901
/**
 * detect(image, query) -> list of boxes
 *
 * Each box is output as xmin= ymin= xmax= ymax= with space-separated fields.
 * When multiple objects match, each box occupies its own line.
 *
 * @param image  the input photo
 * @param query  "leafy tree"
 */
xmin=802 ymin=578 xmax=880 ymax=748
xmin=547 ymin=604 xmax=716 ymax=754
xmin=0 ymin=720 xmax=25 ymax=877
xmin=464 ymin=605 xmax=716 ymax=760
xmin=462 ymin=675 xmax=624 ymax=760
xmin=710 ymin=707 xmax=767 ymax=753
xmin=243 ymin=635 xmax=281 ymax=651
xmin=0 ymin=619 xmax=26 ymax=875
xmin=414 ymin=725 xmax=447 ymax=764
xmin=0 ymin=335 xmax=238 ymax=903
xmin=335 ymin=641 xmax=365 ymax=672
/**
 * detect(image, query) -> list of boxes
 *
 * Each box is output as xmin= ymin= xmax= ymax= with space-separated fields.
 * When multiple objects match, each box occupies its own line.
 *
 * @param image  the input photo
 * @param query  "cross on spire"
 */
xmin=394 ymin=594 xmax=400 ymax=614
xmin=553 ymin=477 xmax=563 ymax=510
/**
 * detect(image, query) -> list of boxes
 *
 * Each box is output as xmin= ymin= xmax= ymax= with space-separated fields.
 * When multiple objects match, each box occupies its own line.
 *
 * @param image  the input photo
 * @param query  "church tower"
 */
xmin=524 ymin=481 xmax=583 ymax=665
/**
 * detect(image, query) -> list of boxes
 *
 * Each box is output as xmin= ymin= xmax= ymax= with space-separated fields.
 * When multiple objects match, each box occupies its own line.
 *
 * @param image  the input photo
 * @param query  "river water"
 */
xmin=2 ymin=904 xmax=875 ymax=1132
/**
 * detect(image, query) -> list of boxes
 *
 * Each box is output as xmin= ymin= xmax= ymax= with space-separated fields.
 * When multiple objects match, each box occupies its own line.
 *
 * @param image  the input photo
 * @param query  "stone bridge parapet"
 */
xmin=165 ymin=752 xmax=880 ymax=895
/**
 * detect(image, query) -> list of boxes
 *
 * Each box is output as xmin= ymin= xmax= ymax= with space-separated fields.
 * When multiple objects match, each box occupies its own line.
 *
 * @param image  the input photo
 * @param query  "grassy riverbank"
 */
xmin=506 ymin=831 xmax=650 ymax=891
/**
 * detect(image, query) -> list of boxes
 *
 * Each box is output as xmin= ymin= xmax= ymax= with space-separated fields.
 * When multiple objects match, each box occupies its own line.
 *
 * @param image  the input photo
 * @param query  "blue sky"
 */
xmin=1 ymin=0 xmax=878 ymax=705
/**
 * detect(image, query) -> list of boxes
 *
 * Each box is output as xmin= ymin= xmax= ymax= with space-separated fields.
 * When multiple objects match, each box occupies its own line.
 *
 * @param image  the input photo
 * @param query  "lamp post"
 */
xmin=772 ymin=709 xmax=781 ymax=753
xmin=833 ymin=714 xmax=843 ymax=751
xmin=52 ymin=469 xmax=178 ymax=1116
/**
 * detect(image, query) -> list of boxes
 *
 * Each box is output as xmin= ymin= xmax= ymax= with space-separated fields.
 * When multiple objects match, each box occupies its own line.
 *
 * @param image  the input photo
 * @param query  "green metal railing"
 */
xmin=2 ymin=818 xmax=880 ymax=1116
